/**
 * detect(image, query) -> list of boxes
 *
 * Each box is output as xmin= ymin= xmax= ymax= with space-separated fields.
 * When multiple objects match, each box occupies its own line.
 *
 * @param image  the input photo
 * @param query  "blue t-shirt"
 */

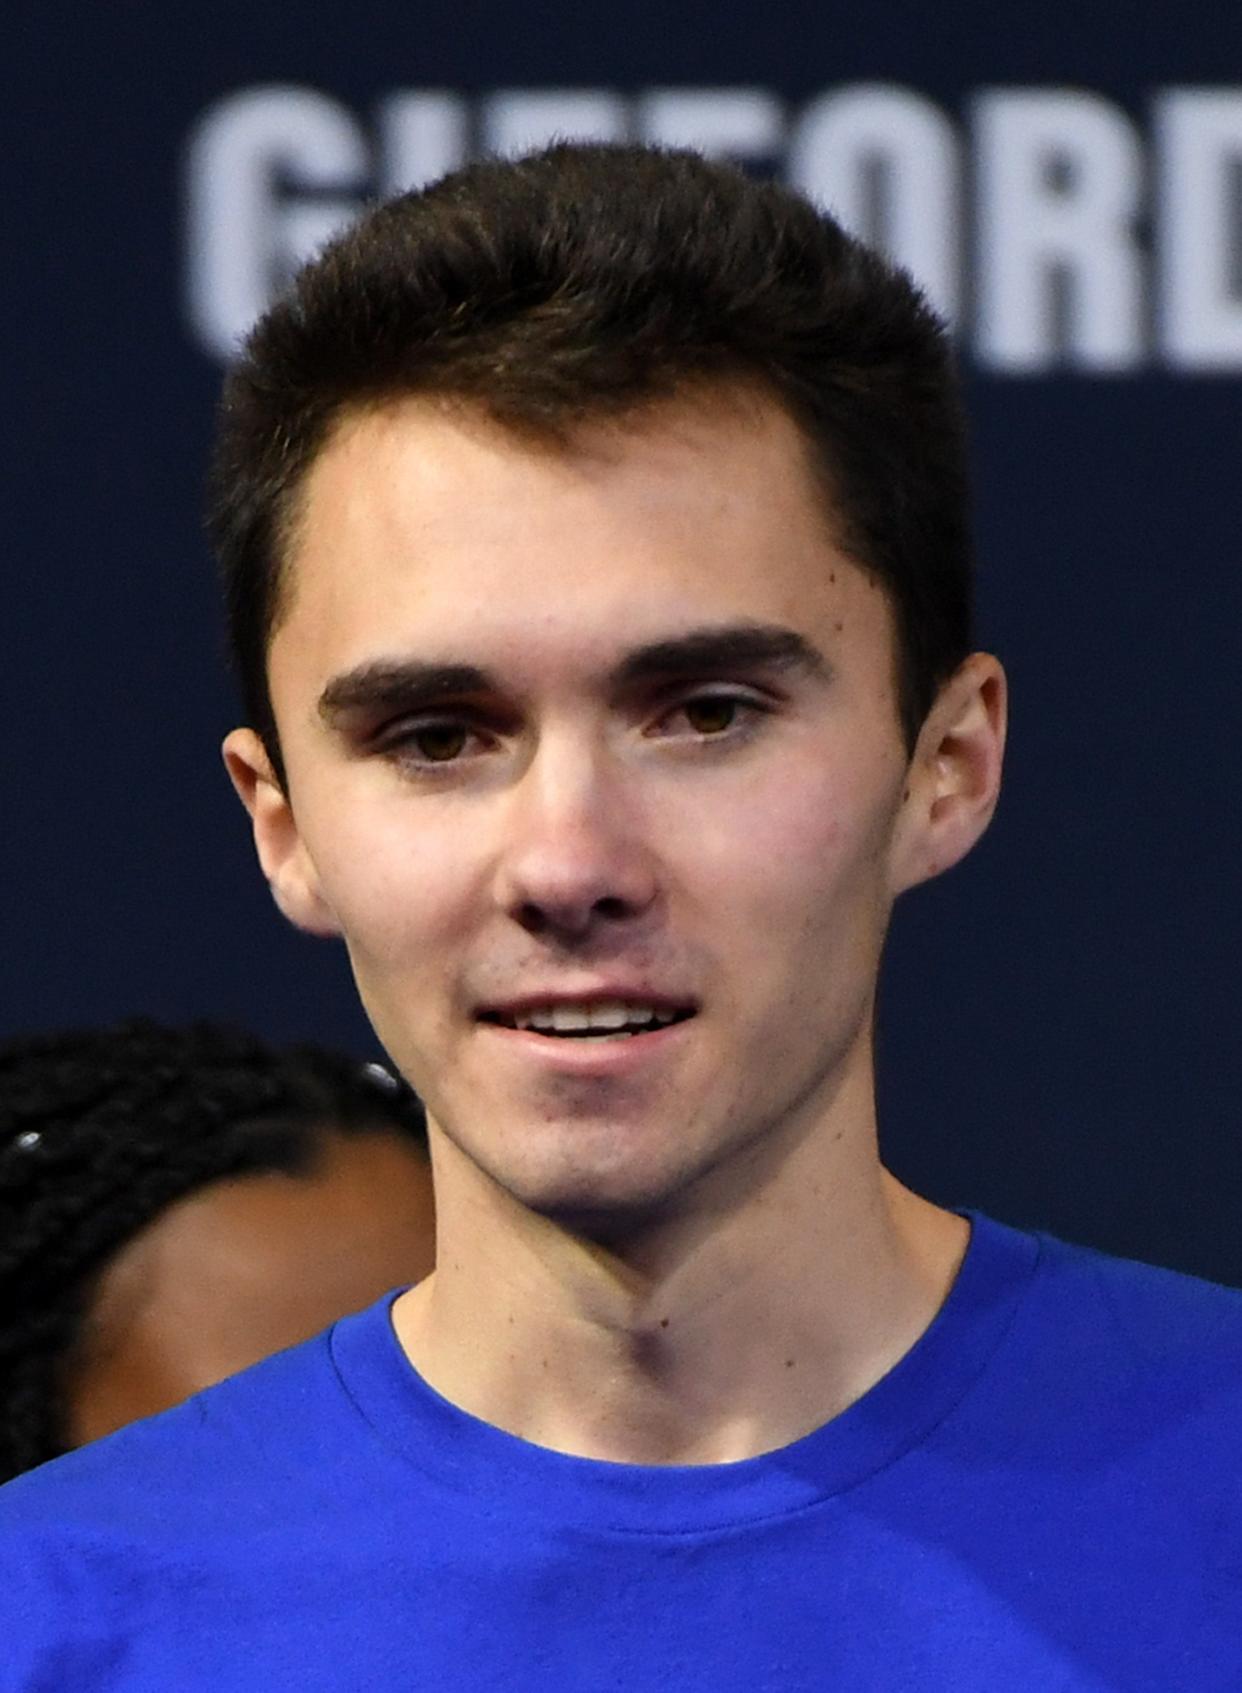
xmin=2 ymin=1213 xmax=1241 ymax=1690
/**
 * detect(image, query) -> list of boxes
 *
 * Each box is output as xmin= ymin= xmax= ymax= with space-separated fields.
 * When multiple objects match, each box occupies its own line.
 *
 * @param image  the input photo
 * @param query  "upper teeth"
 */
xmin=513 ymin=1002 xmax=680 ymax=1032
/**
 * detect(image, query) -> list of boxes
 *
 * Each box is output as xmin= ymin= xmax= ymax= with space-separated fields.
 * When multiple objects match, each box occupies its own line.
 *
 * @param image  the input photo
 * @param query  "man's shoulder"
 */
xmin=1030 ymin=1222 xmax=1242 ymax=1356
xmin=977 ymin=1214 xmax=1242 ymax=1445
xmin=0 ymin=1304 xmax=367 ymax=1537
xmin=0 ymin=1298 xmax=435 ymax=1686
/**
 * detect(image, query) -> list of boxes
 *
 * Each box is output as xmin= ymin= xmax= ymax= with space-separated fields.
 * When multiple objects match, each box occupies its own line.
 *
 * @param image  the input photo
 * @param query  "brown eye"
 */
xmin=413 ymin=724 xmax=469 ymax=762
xmin=683 ymin=697 xmax=738 ymax=735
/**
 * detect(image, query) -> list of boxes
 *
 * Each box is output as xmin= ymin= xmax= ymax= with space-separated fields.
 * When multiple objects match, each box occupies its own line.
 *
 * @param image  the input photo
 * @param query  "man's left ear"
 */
xmin=888 ymin=653 xmax=1007 ymax=896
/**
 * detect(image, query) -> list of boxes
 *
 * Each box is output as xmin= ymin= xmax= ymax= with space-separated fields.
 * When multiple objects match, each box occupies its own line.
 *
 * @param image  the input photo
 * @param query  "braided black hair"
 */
xmin=0 ymin=1018 xmax=426 ymax=1482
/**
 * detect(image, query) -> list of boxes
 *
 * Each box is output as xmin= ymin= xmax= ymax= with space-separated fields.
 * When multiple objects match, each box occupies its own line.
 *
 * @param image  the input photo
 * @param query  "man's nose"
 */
xmin=492 ymin=741 xmax=658 ymax=941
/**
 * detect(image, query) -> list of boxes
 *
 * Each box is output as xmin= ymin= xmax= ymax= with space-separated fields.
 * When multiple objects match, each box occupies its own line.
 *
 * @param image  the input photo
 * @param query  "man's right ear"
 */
xmin=221 ymin=729 xmax=342 ymax=937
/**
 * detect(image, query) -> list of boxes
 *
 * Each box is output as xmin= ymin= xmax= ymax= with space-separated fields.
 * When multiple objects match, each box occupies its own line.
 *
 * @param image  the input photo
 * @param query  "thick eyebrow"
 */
xmin=611 ymin=623 xmax=831 ymax=688
xmin=317 ymin=623 xmax=830 ymax=727
xmin=317 ymin=661 xmax=495 ymax=725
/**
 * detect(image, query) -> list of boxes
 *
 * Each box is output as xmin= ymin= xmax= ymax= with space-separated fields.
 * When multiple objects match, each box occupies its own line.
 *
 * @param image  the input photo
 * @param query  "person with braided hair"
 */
xmin=0 ymin=1018 xmax=434 ymax=1483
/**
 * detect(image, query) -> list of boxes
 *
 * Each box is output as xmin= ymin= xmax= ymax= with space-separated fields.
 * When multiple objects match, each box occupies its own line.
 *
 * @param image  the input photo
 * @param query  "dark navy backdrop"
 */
xmin=7 ymin=3 xmax=1241 ymax=1280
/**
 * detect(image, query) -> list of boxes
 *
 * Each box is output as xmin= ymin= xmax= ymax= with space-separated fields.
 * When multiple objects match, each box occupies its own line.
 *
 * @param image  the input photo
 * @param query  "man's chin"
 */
xmin=428 ymin=1097 xmax=720 ymax=1234
xmin=494 ymin=1148 xmax=700 ymax=1243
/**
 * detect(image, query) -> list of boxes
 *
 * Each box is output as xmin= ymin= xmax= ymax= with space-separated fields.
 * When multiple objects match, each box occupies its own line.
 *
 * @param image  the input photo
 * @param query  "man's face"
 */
xmin=238 ymin=390 xmax=954 ymax=1228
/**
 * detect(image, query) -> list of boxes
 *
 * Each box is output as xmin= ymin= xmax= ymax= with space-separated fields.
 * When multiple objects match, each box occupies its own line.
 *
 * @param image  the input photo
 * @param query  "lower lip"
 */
xmin=476 ymin=1018 xmax=694 ymax=1075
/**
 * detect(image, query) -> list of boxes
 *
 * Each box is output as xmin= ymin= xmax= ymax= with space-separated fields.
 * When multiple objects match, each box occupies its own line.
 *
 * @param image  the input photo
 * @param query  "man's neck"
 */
xmin=391 ymin=1093 xmax=967 ymax=1466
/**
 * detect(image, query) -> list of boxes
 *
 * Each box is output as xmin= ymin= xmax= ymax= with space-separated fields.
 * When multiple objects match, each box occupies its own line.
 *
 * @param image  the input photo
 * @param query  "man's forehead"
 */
xmin=268 ymin=381 xmax=880 ymax=700
xmin=285 ymin=379 xmax=835 ymax=567
xmin=316 ymin=375 xmax=798 ymax=464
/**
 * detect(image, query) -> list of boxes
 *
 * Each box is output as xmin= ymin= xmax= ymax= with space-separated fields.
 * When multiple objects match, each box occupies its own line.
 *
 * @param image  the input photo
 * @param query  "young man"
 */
xmin=2 ymin=144 xmax=1240 ymax=1687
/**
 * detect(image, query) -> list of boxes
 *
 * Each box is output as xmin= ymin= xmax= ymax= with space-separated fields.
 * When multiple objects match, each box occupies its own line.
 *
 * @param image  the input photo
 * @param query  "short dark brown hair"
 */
xmin=208 ymin=142 xmax=973 ymax=778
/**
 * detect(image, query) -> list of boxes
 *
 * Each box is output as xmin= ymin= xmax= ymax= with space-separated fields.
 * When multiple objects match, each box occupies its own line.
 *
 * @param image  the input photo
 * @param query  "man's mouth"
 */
xmin=477 ymin=1001 xmax=697 ymax=1040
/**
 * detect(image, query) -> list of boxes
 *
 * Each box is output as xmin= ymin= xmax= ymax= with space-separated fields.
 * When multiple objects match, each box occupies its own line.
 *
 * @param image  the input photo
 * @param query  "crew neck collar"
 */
xmin=329 ymin=1211 xmax=1040 ymax=1535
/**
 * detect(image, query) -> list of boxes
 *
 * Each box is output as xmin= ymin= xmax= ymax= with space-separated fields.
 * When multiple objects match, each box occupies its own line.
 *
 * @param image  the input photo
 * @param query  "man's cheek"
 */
xmin=308 ymin=833 xmax=420 ymax=936
xmin=741 ymin=805 xmax=850 ymax=909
